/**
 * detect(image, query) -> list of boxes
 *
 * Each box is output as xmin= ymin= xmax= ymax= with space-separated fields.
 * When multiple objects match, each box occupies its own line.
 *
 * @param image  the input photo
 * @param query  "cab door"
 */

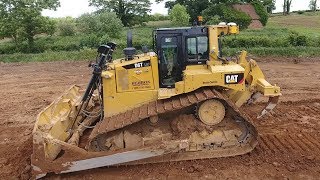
xmin=158 ymin=35 xmax=183 ymax=88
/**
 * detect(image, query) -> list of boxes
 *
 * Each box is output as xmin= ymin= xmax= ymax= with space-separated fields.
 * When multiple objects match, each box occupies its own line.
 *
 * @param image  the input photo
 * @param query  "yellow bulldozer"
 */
xmin=32 ymin=23 xmax=281 ymax=178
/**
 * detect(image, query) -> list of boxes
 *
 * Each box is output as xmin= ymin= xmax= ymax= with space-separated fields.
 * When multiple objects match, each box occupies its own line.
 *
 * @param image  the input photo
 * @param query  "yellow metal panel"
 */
xmin=208 ymin=26 xmax=228 ymax=64
xmin=102 ymin=70 xmax=116 ymax=97
xmin=116 ymin=66 xmax=155 ymax=92
xmin=150 ymin=56 xmax=160 ymax=89
xmin=114 ymin=55 xmax=159 ymax=93
xmin=226 ymin=89 xmax=253 ymax=107
xmin=175 ymin=81 xmax=185 ymax=94
xmin=103 ymin=55 xmax=160 ymax=117
xmin=113 ymin=54 xmax=152 ymax=68
xmin=256 ymin=78 xmax=281 ymax=96
xmin=209 ymin=64 xmax=244 ymax=73
xmin=103 ymin=89 xmax=158 ymax=117
xmin=183 ymin=64 xmax=245 ymax=93
xmin=185 ymin=65 xmax=207 ymax=70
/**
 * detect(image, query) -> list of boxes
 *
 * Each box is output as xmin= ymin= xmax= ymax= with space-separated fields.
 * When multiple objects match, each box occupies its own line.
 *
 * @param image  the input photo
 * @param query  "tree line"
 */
xmin=0 ymin=0 xmax=318 ymax=53
xmin=0 ymin=0 xmax=168 ymax=53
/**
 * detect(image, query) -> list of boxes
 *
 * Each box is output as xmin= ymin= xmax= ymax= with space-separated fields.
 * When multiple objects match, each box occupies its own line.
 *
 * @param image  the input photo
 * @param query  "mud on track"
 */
xmin=0 ymin=57 xmax=319 ymax=179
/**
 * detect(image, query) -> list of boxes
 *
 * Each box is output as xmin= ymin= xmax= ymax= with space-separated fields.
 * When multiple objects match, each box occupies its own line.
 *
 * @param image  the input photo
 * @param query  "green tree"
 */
xmin=165 ymin=0 xmax=210 ymax=22
xmin=202 ymin=4 xmax=252 ymax=29
xmin=262 ymin=0 xmax=276 ymax=13
xmin=165 ymin=0 xmax=274 ymax=22
xmin=309 ymin=0 xmax=318 ymax=11
xmin=252 ymin=1 xmax=269 ymax=26
xmin=56 ymin=17 xmax=77 ymax=36
xmin=89 ymin=0 xmax=151 ymax=26
xmin=283 ymin=0 xmax=293 ymax=15
xmin=77 ymin=12 xmax=123 ymax=38
xmin=0 ymin=0 xmax=60 ymax=52
xmin=169 ymin=4 xmax=190 ymax=26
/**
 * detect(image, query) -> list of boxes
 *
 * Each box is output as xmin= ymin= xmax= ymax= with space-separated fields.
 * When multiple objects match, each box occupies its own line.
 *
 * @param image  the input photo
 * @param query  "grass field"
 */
xmin=268 ymin=12 xmax=320 ymax=35
xmin=1 ymin=12 xmax=320 ymax=62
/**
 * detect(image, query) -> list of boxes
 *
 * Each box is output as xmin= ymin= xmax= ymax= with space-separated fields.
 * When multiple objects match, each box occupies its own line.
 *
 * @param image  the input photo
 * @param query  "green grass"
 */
xmin=0 ymin=49 xmax=95 ymax=63
xmin=267 ymin=12 xmax=320 ymax=36
xmin=224 ymin=47 xmax=320 ymax=57
xmin=0 ymin=49 xmax=123 ymax=63
xmin=2 ymin=46 xmax=319 ymax=63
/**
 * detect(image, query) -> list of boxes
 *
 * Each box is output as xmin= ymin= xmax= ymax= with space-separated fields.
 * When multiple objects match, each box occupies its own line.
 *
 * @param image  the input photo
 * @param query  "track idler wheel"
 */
xmin=197 ymin=99 xmax=226 ymax=126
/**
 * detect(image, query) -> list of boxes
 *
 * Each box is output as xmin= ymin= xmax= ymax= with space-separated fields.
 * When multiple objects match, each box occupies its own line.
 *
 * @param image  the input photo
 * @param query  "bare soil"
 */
xmin=233 ymin=4 xmax=263 ymax=29
xmin=0 ymin=57 xmax=320 ymax=179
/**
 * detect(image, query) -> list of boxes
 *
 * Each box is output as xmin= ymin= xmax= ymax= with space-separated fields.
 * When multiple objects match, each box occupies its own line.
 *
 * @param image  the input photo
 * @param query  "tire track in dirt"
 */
xmin=256 ymin=133 xmax=320 ymax=156
xmin=243 ymin=100 xmax=320 ymax=134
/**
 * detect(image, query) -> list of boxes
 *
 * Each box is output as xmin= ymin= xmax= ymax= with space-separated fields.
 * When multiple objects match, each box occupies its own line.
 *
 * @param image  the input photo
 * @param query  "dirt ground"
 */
xmin=0 ymin=57 xmax=320 ymax=180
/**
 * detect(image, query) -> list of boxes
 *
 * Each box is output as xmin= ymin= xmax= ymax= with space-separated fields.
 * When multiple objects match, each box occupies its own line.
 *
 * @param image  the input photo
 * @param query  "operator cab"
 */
xmin=154 ymin=27 xmax=209 ymax=88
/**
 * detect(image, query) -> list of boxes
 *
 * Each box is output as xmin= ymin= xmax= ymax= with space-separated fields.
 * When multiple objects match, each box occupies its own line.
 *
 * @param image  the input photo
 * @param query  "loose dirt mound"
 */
xmin=0 ymin=57 xmax=320 ymax=179
xmin=233 ymin=4 xmax=263 ymax=29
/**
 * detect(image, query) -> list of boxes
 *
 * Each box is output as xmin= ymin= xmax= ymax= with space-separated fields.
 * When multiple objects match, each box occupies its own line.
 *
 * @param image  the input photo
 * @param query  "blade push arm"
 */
xmin=226 ymin=51 xmax=281 ymax=118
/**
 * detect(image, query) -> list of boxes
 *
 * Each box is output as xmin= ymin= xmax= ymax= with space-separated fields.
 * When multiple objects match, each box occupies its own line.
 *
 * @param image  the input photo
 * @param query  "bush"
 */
xmin=169 ymin=4 xmax=190 ymax=26
xmin=18 ymin=41 xmax=46 ymax=54
xmin=99 ymin=34 xmax=111 ymax=45
xmin=50 ymin=42 xmax=80 ymax=51
xmin=149 ymin=13 xmax=170 ymax=21
xmin=0 ymin=43 xmax=18 ymax=54
xmin=223 ymin=36 xmax=290 ymax=48
xmin=80 ymin=34 xmax=100 ymax=48
xmin=206 ymin=15 xmax=221 ymax=25
xmin=77 ymin=12 xmax=123 ymax=38
xmin=56 ymin=17 xmax=77 ymax=36
xmin=288 ymin=32 xmax=307 ymax=46
xmin=252 ymin=2 xmax=269 ymax=26
xmin=307 ymin=36 xmax=320 ymax=47
xmin=202 ymin=4 xmax=252 ymax=29
xmin=35 ymin=36 xmax=81 ymax=52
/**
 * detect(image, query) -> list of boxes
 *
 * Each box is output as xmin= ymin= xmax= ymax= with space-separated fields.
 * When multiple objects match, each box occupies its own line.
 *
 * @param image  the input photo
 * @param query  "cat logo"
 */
xmin=225 ymin=73 xmax=244 ymax=84
xmin=123 ymin=60 xmax=151 ymax=69
xmin=134 ymin=62 xmax=143 ymax=68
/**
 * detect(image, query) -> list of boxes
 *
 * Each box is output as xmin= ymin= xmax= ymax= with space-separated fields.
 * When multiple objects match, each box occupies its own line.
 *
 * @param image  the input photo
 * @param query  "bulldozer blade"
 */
xmin=32 ymin=85 xmax=81 ymax=161
xmin=257 ymin=96 xmax=280 ymax=119
xmin=60 ymin=148 xmax=169 ymax=174
xmin=32 ymin=138 xmax=189 ymax=179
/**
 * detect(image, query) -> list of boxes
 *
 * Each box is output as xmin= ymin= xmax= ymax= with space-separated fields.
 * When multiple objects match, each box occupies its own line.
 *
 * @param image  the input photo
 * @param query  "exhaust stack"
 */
xmin=123 ymin=31 xmax=136 ymax=61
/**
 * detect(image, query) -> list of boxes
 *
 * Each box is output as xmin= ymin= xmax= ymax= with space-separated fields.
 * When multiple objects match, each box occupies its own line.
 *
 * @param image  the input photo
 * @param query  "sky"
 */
xmin=42 ymin=0 xmax=167 ymax=18
xmin=42 ymin=0 xmax=311 ymax=18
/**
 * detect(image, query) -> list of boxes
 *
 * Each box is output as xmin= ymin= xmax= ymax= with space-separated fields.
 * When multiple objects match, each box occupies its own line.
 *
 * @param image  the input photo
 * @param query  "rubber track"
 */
xmin=88 ymin=87 xmax=254 ymax=142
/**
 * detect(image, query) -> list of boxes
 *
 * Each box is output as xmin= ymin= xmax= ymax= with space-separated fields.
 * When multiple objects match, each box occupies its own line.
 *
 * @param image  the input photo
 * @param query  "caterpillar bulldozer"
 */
xmin=32 ymin=23 xmax=281 ymax=178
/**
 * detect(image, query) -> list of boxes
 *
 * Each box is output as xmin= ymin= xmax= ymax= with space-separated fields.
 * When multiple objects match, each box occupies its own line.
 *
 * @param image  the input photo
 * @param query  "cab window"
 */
xmin=160 ymin=37 xmax=180 ymax=87
xmin=187 ymin=36 xmax=208 ymax=62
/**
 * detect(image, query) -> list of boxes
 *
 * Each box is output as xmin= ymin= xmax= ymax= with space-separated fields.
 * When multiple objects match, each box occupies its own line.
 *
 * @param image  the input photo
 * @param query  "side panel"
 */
xmin=183 ymin=64 xmax=245 ymax=93
xmin=102 ymin=55 xmax=159 ymax=117
xmin=116 ymin=60 xmax=155 ymax=92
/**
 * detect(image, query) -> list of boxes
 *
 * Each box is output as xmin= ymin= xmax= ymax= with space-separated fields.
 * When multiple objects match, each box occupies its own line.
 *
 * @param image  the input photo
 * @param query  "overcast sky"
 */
xmin=42 ymin=0 xmax=311 ymax=18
